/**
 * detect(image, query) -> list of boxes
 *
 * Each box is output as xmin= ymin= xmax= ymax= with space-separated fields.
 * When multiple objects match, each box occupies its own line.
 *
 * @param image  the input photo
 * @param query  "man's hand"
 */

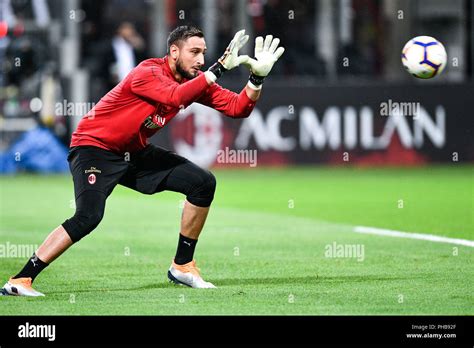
xmin=244 ymin=35 xmax=285 ymax=89
xmin=207 ymin=30 xmax=250 ymax=82
xmin=219 ymin=29 xmax=250 ymax=70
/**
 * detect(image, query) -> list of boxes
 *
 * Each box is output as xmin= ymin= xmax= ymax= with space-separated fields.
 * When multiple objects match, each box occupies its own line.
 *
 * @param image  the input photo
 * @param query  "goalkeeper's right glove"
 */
xmin=244 ymin=35 xmax=285 ymax=88
xmin=207 ymin=29 xmax=250 ymax=81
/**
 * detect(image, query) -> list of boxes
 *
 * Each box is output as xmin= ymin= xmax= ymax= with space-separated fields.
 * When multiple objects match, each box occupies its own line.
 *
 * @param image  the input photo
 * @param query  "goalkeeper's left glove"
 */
xmin=244 ymin=35 xmax=285 ymax=89
xmin=207 ymin=29 xmax=250 ymax=81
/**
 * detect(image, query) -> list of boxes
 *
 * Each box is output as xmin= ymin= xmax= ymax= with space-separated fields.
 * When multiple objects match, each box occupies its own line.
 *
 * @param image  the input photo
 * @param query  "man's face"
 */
xmin=173 ymin=36 xmax=207 ymax=80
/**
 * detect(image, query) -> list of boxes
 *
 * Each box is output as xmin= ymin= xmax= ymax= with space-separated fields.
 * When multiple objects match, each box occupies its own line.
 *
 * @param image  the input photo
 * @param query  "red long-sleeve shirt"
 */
xmin=71 ymin=56 xmax=256 ymax=154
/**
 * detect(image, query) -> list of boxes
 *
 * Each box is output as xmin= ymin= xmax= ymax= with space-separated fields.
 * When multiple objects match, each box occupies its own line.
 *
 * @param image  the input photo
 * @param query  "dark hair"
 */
xmin=167 ymin=25 xmax=204 ymax=54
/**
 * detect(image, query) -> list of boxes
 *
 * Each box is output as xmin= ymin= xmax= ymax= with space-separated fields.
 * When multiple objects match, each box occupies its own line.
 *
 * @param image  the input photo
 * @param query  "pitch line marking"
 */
xmin=354 ymin=226 xmax=474 ymax=248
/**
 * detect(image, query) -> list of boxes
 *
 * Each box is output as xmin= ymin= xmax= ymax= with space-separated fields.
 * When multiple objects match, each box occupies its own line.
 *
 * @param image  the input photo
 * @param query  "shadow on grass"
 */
xmin=46 ymin=281 xmax=175 ymax=294
xmin=216 ymin=274 xmax=409 ymax=286
xmin=46 ymin=274 xmax=408 ymax=294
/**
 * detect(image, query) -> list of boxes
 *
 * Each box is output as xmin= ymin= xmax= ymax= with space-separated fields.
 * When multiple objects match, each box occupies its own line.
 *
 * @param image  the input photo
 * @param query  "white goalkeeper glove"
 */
xmin=207 ymin=29 xmax=250 ymax=81
xmin=244 ymin=35 xmax=285 ymax=88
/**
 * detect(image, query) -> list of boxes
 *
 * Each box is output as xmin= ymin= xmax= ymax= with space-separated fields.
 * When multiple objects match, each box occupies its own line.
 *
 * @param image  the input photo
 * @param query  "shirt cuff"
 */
xmin=247 ymin=80 xmax=262 ymax=91
xmin=204 ymin=71 xmax=217 ymax=83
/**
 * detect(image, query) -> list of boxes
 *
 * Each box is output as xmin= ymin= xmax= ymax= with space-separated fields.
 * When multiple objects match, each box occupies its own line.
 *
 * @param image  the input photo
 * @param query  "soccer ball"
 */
xmin=401 ymin=36 xmax=447 ymax=79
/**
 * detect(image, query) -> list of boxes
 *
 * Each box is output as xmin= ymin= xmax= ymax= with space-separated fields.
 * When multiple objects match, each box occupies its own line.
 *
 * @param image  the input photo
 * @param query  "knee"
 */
xmin=187 ymin=170 xmax=216 ymax=207
xmin=203 ymin=170 xmax=217 ymax=195
xmin=78 ymin=210 xmax=104 ymax=232
xmin=62 ymin=210 xmax=104 ymax=243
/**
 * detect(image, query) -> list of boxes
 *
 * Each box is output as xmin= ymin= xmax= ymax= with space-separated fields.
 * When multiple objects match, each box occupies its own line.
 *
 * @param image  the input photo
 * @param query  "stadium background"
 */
xmin=0 ymin=0 xmax=473 ymax=316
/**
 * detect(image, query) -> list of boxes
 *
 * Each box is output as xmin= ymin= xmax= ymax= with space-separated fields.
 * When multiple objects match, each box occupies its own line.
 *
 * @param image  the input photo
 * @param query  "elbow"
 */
xmin=233 ymin=105 xmax=255 ymax=118
xmin=234 ymin=97 xmax=257 ymax=118
xmin=228 ymin=111 xmax=251 ymax=119
xmin=168 ymin=91 xmax=184 ymax=108
xmin=169 ymin=99 xmax=184 ymax=109
xmin=236 ymin=110 xmax=252 ymax=119
xmin=169 ymin=88 xmax=195 ymax=109
xmin=225 ymin=101 xmax=255 ymax=119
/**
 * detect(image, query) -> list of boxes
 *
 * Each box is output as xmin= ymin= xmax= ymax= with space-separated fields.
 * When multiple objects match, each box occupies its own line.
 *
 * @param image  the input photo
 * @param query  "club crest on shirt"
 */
xmin=143 ymin=114 xmax=166 ymax=129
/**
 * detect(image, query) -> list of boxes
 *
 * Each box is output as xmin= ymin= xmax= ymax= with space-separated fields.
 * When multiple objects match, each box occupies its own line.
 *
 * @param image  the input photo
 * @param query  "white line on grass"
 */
xmin=354 ymin=226 xmax=474 ymax=248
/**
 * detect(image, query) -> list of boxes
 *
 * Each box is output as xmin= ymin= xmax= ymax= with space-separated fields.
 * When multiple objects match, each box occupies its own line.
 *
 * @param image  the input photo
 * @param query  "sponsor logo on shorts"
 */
xmin=85 ymin=166 xmax=101 ymax=174
xmin=88 ymin=173 xmax=96 ymax=185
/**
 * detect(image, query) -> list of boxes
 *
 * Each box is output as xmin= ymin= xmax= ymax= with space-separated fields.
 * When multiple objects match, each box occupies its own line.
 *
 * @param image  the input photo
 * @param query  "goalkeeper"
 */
xmin=2 ymin=25 xmax=284 ymax=295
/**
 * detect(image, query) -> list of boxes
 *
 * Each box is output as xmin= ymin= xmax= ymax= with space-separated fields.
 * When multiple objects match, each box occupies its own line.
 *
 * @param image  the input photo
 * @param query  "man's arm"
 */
xmin=245 ymin=83 xmax=261 ymax=102
xmin=131 ymin=30 xmax=250 ymax=109
xmin=198 ymin=81 xmax=258 ymax=118
xmin=199 ymin=34 xmax=284 ymax=117
xmin=131 ymin=67 xmax=211 ymax=108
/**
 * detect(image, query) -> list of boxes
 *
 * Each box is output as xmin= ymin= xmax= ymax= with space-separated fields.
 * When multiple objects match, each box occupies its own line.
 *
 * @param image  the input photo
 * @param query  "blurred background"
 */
xmin=0 ymin=1 xmax=473 ymax=317
xmin=0 ymin=0 xmax=473 ymax=172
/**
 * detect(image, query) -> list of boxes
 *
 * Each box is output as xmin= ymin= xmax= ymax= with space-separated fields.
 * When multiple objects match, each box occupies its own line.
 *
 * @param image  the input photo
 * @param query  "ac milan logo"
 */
xmin=88 ymin=174 xmax=96 ymax=185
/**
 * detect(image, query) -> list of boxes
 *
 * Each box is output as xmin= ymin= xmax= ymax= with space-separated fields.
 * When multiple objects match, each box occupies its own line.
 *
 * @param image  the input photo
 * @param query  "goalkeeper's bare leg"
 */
xmin=2 ymin=198 xmax=214 ymax=296
xmin=168 ymin=200 xmax=217 ymax=289
xmin=32 ymin=199 xmax=209 ymax=264
xmin=1 ymin=226 xmax=72 ymax=297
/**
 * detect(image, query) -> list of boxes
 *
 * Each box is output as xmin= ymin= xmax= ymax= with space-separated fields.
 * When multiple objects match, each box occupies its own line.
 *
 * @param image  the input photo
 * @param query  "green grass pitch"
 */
xmin=0 ymin=165 xmax=472 ymax=315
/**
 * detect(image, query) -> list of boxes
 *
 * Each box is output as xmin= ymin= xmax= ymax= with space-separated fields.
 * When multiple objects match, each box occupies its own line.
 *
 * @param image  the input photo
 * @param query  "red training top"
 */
xmin=71 ymin=56 xmax=256 ymax=154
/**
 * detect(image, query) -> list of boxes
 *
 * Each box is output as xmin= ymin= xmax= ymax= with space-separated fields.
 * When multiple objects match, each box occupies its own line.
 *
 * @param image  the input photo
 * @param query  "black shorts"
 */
xmin=68 ymin=144 xmax=188 ymax=199
xmin=63 ymin=144 xmax=216 ymax=242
